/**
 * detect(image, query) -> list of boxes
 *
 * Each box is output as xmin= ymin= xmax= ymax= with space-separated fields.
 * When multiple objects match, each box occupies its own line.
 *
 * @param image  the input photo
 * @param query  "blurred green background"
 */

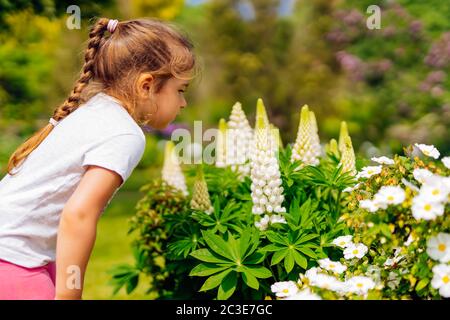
xmin=0 ymin=0 xmax=449 ymax=299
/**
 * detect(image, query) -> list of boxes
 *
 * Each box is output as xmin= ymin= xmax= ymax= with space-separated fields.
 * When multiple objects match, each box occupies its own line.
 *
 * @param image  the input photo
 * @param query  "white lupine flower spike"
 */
xmin=162 ymin=141 xmax=188 ymax=196
xmin=250 ymin=106 xmax=286 ymax=217
xmin=291 ymin=105 xmax=320 ymax=167
xmin=227 ymin=102 xmax=254 ymax=178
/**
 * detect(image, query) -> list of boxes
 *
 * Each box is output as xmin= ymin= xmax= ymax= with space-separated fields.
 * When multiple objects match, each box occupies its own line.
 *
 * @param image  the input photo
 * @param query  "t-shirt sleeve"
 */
xmin=81 ymin=134 xmax=146 ymax=188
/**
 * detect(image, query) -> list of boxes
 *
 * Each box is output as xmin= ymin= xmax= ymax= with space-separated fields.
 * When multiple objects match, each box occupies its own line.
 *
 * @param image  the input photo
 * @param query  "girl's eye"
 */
xmin=179 ymin=90 xmax=185 ymax=93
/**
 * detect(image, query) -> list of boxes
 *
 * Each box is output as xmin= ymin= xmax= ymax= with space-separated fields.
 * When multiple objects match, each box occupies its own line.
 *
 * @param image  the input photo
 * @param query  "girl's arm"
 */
xmin=55 ymin=165 xmax=122 ymax=300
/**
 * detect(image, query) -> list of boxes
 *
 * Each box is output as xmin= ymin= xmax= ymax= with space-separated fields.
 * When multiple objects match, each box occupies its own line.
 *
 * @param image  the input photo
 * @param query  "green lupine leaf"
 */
xmin=261 ymin=244 xmax=283 ymax=252
xmin=266 ymin=231 xmax=287 ymax=245
xmin=245 ymin=251 xmax=266 ymax=264
xmin=284 ymin=250 xmax=294 ymax=273
xmin=242 ymin=271 xmax=259 ymax=290
xmin=292 ymin=250 xmax=308 ymax=269
xmin=199 ymin=269 xmax=232 ymax=292
xmin=202 ymin=230 xmax=234 ymax=260
xmin=227 ymin=231 xmax=240 ymax=261
xmin=297 ymin=246 xmax=317 ymax=259
xmin=244 ymin=265 xmax=272 ymax=278
xmin=217 ymin=271 xmax=237 ymax=300
xmin=190 ymin=249 xmax=226 ymax=264
xmin=271 ymin=249 xmax=288 ymax=266
xmin=295 ymin=233 xmax=319 ymax=245
xmin=189 ymin=263 xmax=229 ymax=277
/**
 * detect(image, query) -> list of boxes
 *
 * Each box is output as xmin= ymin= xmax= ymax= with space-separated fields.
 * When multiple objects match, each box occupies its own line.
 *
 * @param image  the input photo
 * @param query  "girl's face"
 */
xmin=136 ymin=75 xmax=189 ymax=129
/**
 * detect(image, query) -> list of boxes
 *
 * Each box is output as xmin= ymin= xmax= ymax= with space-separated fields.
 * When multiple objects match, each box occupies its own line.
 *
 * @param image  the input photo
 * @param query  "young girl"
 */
xmin=0 ymin=17 xmax=196 ymax=300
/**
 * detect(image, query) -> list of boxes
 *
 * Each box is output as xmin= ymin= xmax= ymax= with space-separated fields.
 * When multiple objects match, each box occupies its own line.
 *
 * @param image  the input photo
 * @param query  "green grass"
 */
xmin=83 ymin=184 xmax=155 ymax=300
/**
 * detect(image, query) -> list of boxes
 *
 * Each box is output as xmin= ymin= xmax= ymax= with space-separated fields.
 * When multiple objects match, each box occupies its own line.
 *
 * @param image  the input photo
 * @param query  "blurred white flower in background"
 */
xmin=414 ymin=143 xmax=440 ymax=159
xmin=442 ymin=156 xmax=450 ymax=169
xmin=371 ymin=156 xmax=395 ymax=165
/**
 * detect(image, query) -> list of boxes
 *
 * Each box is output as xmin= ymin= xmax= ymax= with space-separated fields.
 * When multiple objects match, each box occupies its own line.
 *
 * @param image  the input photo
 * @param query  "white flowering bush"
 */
xmin=270 ymin=145 xmax=449 ymax=300
xmin=111 ymin=99 xmax=449 ymax=300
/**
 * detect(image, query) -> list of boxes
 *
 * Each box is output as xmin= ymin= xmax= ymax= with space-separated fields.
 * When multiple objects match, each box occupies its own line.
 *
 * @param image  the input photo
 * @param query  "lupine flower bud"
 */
xmin=162 ymin=141 xmax=188 ymax=196
xmin=326 ymin=138 xmax=340 ymax=158
xmin=291 ymin=105 xmax=320 ymax=166
xmin=215 ymin=118 xmax=228 ymax=168
xmin=190 ymin=166 xmax=213 ymax=214
xmin=339 ymin=135 xmax=357 ymax=176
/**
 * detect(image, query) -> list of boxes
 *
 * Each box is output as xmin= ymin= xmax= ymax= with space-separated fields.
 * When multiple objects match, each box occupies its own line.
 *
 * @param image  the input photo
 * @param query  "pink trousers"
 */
xmin=0 ymin=259 xmax=56 ymax=300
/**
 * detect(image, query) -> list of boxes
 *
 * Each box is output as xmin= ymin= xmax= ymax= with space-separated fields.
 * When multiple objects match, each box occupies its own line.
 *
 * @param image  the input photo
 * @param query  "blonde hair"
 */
xmin=6 ymin=17 xmax=196 ymax=175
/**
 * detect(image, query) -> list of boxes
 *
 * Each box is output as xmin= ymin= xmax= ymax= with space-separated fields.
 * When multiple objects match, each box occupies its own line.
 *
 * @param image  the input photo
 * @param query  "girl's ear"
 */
xmin=137 ymin=72 xmax=154 ymax=98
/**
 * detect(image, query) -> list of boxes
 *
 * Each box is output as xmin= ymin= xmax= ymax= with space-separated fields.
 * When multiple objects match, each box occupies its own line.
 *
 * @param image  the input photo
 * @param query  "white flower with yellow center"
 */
xmin=345 ymin=276 xmax=376 ymax=295
xmin=318 ymin=258 xmax=347 ymax=274
xmin=427 ymin=233 xmax=450 ymax=263
xmin=413 ymin=168 xmax=434 ymax=184
xmin=374 ymin=186 xmax=406 ymax=206
xmin=332 ymin=235 xmax=353 ymax=248
xmin=344 ymin=243 xmax=368 ymax=260
xmin=412 ymin=195 xmax=444 ymax=220
xmin=359 ymin=199 xmax=380 ymax=213
xmin=283 ymin=288 xmax=322 ymax=300
xmin=371 ymin=156 xmax=395 ymax=165
xmin=415 ymin=143 xmax=440 ymax=159
xmin=356 ymin=165 xmax=383 ymax=179
xmin=309 ymin=274 xmax=344 ymax=291
xmin=442 ymin=156 xmax=450 ymax=169
xmin=271 ymin=281 xmax=299 ymax=298
xmin=419 ymin=175 xmax=449 ymax=203
xmin=431 ymin=264 xmax=450 ymax=298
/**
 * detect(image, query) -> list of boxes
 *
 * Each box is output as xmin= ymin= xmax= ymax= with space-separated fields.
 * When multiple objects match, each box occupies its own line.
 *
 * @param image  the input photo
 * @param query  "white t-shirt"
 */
xmin=0 ymin=92 xmax=146 ymax=268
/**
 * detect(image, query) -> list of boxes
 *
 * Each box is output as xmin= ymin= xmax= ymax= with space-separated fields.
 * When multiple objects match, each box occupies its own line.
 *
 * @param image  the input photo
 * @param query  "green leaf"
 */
xmin=297 ymin=246 xmax=317 ymax=259
xmin=266 ymin=231 xmax=287 ymax=245
xmin=245 ymin=251 xmax=266 ymax=264
xmin=190 ymin=249 xmax=227 ymax=264
xmin=189 ymin=263 xmax=229 ymax=277
xmin=415 ymin=278 xmax=430 ymax=292
xmin=242 ymin=271 xmax=259 ymax=290
xmin=261 ymin=244 xmax=283 ymax=252
xmin=292 ymin=251 xmax=308 ymax=269
xmin=217 ymin=271 xmax=237 ymax=300
xmin=244 ymin=265 xmax=272 ymax=278
xmin=199 ymin=269 xmax=232 ymax=292
xmin=295 ymin=233 xmax=319 ymax=245
xmin=284 ymin=250 xmax=294 ymax=273
xmin=202 ymin=230 xmax=234 ymax=260
xmin=271 ymin=249 xmax=288 ymax=266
